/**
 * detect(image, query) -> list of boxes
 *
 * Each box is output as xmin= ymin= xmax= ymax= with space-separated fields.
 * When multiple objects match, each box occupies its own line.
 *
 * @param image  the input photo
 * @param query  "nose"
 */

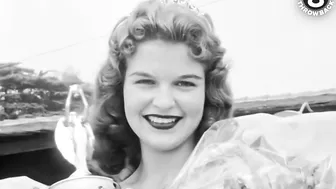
xmin=152 ymin=87 xmax=175 ymax=110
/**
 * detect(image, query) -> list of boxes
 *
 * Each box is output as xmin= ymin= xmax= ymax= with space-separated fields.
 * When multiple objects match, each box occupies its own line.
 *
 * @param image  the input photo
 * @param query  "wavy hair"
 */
xmin=87 ymin=0 xmax=234 ymax=179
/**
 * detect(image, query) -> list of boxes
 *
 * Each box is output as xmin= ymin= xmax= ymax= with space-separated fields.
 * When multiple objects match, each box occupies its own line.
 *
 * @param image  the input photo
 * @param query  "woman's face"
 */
xmin=123 ymin=39 xmax=205 ymax=151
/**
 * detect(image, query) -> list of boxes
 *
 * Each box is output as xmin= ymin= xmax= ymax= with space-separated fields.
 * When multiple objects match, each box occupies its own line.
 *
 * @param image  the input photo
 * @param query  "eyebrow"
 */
xmin=129 ymin=71 xmax=154 ymax=78
xmin=129 ymin=71 xmax=203 ymax=80
xmin=178 ymin=74 xmax=203 ymax=80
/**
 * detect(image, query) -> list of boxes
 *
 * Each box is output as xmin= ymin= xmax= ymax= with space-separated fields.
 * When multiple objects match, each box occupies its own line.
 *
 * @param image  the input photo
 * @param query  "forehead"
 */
xmin=125 ymin=40 xmax=204 ymax=75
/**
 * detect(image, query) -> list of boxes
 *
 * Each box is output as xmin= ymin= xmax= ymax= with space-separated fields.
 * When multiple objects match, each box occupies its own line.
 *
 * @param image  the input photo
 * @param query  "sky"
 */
xmin=0 ymin=0 xmax=335 ymax=98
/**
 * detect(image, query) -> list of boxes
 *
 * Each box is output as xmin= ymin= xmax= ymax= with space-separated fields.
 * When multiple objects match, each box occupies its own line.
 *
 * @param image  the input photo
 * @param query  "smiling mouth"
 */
xmin=143 ymin=114 xmax=182 ymax=130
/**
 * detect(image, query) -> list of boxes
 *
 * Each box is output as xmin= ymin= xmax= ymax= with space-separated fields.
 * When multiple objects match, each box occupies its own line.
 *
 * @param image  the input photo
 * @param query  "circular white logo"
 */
xmin=298 ymin=0 xmax=334 ymax=16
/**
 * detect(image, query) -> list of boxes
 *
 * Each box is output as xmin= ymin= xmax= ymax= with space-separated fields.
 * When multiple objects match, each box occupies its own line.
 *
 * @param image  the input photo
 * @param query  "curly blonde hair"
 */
xmin=87 ymin=0 xmax=234 ymax=178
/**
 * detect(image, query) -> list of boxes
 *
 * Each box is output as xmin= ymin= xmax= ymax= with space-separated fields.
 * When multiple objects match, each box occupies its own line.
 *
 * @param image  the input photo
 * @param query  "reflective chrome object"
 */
xmin=64 ymin=84 xmax=89 ymax=126
xmin=52 ymin=84 xmax=120 ymax=189
xmin=49 ymin=175 xmax=119 ymax=189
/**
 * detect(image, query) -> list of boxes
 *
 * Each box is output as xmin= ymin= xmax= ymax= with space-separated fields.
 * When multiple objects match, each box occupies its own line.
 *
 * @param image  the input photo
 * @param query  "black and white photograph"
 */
xmin=0 ymin=0 xmax=335 ymax=188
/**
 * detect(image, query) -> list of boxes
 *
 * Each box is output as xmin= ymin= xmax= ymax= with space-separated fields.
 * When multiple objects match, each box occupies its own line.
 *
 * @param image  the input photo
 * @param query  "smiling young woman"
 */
xmin=50 ymin=1 xmax=336 ymax=189
xmin=123 ymin=40 xmax=206 ymax=151
xmin=84 ymin=0 xmax=233 ymax=188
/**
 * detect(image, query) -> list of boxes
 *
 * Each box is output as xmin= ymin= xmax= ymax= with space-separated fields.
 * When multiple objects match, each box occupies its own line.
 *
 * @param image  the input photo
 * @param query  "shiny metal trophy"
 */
xmin=52 ymin=84 xmax=119 ymax=189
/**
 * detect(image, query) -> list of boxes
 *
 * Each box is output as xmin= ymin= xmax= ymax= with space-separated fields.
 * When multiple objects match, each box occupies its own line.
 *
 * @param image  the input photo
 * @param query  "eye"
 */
xmin=135 ymin=79 xmax=156 ymax=85
xmin=175 ymin=81 xmax=196 ymax=87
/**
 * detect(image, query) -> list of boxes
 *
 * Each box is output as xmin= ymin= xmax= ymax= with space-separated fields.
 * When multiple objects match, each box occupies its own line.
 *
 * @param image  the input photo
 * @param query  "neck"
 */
xmin=125 ymin=135 xmax=196 ymax=189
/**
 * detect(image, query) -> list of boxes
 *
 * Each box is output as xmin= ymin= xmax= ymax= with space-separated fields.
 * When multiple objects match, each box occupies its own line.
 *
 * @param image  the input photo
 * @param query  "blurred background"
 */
xmin=1 ymin=0 xmax=335 ymax=98
xmin=0 ymin=0 xmax=335 ymax=185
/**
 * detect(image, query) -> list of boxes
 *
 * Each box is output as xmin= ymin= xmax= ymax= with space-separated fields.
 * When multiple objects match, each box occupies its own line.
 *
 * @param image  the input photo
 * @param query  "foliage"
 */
xmin=0 ymin=63 xmax=93 ymax=120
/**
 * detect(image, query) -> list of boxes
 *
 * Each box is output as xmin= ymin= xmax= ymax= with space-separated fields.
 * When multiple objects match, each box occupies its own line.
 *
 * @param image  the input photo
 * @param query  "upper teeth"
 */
xmin=148 ymin=116 xmax=177 ymax=123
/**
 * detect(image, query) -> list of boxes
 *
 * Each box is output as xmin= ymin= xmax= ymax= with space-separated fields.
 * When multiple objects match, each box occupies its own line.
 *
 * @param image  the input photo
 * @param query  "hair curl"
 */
xmin=87 ymin=0 xmax=234 ymax=179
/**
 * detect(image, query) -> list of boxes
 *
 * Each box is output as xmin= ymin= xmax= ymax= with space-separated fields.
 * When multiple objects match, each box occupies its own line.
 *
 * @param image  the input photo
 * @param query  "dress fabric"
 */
xmin=168 ymin=112 xmax=336 ymax=189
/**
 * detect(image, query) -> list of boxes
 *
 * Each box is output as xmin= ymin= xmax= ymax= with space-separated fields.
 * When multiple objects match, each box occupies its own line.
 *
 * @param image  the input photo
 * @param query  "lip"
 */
xmin=143 ymin=114 xmax=182 ymax=130
xmin=144 ymin=114 xmax=183 ymax=119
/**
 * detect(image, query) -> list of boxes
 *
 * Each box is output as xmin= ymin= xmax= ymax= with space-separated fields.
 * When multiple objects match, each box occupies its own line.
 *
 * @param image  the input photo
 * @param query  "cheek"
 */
xmin=179 ymin=88 xmax=205 ymax=117
xmin=123 ymin=83 xmax=150 ymax=117
xmin=123 ymin=86 xmax=142 ymax=132
xmin=123 ymin=84 xmax=136 ymax=116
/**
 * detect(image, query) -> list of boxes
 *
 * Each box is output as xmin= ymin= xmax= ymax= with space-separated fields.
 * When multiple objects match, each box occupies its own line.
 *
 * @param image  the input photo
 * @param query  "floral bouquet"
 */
xmin=168 ymin=119 xmax=336 ymax=189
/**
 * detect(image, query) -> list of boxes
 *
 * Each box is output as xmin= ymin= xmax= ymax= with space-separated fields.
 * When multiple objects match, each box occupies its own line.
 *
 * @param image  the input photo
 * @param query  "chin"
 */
xmin=145 ymin=135 xmax=192 ymax=151
xmin=158 ymin=142 xmax=182 ymax=151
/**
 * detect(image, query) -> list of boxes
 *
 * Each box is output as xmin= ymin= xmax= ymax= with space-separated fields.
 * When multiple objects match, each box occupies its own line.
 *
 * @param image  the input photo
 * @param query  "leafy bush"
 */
xmin=3 ymin=102 xmax=47 ymax=116
xmin=3 ymin=93 xmax=22 ymax=103
xmin=0 ymin=63 xmax=93 ymax=120
xmin=20 ymin=93 xmax=44 ymax=103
